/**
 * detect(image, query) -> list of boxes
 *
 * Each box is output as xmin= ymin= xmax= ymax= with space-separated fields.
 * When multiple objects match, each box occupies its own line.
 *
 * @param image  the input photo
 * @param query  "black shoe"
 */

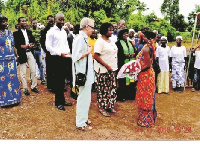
xmin=24 ymin=89 xmax=30 ymax=96
xmin=57 ymin=105 xmax=65 ymax=111
xmin=64 ymin=102 xmax=72 ymax=106
xmin=41 ymin=80 xmax=46 ymax=85
xmin=31 ymin=87 xmax=39 ymax=93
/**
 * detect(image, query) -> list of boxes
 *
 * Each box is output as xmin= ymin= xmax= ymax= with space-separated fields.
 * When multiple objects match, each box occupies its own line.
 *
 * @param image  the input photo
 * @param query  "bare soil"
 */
xmin=1 ymin=67 xmax=200 ymax=140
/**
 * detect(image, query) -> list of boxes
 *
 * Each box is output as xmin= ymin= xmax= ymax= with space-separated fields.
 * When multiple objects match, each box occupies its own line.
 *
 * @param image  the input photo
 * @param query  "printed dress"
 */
xmin=135 ymin=44 xmax=157 ymax=127
xmin=170 ymin=46 xmax=187 ymax=88
xmin=0 ymin=30 xmax=21 ymax=106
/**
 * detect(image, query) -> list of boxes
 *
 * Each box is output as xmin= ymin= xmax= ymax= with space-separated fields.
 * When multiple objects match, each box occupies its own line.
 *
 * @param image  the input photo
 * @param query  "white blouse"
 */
xmin=194 ymin=50 xmax=200 ymax=69
xmin=170 ymin=45 xmax=187 ymax=63
xmin=94 ymin=37 xmax=118 ymax=73
xmin=156 ymin=46 xmax=170 ymax=72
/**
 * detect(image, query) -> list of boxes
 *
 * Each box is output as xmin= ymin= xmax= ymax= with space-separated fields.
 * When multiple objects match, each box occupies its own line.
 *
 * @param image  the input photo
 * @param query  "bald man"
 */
xmin=46 ymin=13 xmax=72 ymax=111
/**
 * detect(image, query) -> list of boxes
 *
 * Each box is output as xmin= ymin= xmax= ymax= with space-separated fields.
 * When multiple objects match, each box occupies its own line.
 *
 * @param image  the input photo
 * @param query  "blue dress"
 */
xmin=0 ymin=29 xmax=21 ymax=106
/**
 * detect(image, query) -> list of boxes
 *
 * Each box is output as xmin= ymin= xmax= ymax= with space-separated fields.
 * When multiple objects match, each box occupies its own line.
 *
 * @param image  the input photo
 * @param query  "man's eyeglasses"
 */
xmin=88 ymin=25 xmax=94 ymax=29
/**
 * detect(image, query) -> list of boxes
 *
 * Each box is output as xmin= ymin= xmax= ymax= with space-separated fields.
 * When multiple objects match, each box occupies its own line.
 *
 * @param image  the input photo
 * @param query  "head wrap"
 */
xmin=176 ymin=36 xmax=183 ymax=40
xmin=129 ymin=29 xmax=135 ymax=33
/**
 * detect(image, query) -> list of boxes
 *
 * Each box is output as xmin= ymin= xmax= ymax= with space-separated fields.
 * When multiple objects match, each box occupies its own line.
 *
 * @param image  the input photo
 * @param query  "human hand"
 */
xmin=29 ymin=43 xmax=34 ymax=48
xmin=88 ymin=45 xmax=92 ymax=53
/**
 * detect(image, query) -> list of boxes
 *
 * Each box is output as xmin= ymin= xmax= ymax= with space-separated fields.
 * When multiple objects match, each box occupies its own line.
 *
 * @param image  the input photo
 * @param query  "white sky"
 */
xmin=139 ymin=0 xmax=200 ymax=21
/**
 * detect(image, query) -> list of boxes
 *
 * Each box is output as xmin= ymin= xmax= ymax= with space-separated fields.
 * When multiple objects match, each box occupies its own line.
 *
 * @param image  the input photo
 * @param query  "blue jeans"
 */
xmin=34 ymin=50 xmax=45 ymax=81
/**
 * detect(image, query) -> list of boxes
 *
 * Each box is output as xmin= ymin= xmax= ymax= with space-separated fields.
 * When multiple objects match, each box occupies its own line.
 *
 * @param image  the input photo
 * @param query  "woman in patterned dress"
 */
xmin=0 ymin=14 xmax=21 ymax=107
xmin=135 ymin=30 xmax=157 ymax=127
xmin=94 ymin=22 xmax=118 ymax=117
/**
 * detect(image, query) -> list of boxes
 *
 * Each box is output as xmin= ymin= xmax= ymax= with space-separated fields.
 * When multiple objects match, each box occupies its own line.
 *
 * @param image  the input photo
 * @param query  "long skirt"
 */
xmin=171 ymin=61 xmax=185 ymax=88
xmin=157 ymin=71 xmax=169 ymax=93
xmin=95 ymin=71 xmax=117 ymax=110
xmin=136 ymin=67 xmax=157 ymax=127
xmin=193 ymin=68 xmax=200 ymax=90
xmin=0 ymin=59 xmax=21 ymax=106
xmin=117 ymin=78 xmax=137 ymax=101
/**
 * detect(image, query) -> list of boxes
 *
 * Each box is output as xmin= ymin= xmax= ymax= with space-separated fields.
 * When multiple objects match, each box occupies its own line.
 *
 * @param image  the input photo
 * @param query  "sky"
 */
xmin=139 ymin=0 xmax=200 ymax=21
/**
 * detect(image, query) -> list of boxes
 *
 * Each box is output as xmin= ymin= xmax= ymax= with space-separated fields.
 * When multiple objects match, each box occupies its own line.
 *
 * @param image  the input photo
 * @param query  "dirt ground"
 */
xmin=1 ymin=67 xmax=200 ymax=141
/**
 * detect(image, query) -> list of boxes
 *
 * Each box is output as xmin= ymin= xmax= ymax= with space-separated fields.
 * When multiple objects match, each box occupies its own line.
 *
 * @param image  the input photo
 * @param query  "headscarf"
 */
xmin=176 ymin=36 xmax=183 ymax=40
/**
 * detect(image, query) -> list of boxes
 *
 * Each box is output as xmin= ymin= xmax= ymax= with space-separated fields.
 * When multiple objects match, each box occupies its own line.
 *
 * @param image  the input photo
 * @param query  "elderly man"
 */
xmin=72 ymin=17 xmax=94 ymax=131
xmin=46 ymin=13 xmax=72 ymax=111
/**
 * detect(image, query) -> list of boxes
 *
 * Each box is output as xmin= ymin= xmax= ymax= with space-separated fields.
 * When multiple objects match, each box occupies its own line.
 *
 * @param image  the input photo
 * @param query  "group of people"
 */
xmin=1 ymin=12 xmax=200 ymax=131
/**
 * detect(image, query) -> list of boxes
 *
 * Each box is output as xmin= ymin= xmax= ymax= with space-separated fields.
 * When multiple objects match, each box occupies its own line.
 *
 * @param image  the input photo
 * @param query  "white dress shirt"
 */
xmin=21 ymin=29 xmax=29 ymax=45
xmin=46 ymin=25 xmax=70 ymax=56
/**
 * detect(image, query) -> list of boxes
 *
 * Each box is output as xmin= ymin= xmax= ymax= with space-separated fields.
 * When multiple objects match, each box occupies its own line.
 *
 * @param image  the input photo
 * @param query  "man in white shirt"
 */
xmin=46 ymin=12 xmax=72 ymax=111
xmin=13 ymin=17 xmax=39 ymax=96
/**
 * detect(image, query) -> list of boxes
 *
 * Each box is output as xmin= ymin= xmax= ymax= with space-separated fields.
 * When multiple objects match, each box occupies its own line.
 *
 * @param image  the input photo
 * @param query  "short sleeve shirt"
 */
xmin=94 ymin=37 xmax=118 ymax=73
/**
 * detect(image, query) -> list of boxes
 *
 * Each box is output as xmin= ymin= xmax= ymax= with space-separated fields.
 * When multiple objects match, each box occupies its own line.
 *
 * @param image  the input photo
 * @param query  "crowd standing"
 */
xmin=0 ymin=12 xmax=200 ymax=131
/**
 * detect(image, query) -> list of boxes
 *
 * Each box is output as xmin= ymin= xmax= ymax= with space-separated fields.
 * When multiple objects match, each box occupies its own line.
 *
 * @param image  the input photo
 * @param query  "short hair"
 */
xmin=18 ymin=17 xmax=25 ymax=23
xmin=31 ymin=19 xmax=37 ymax=24
xmin=99 ymin=22 xmax=113 ymax=35
xmin=80 ymin=17 xmax=94 ymax=29
xmin=0 ymin=14 xmax=8 ymax=23
xmin=118 ymin=29 xmax=129 ymax=40
xmin=47 ymin=15 xmax=54 ymax=20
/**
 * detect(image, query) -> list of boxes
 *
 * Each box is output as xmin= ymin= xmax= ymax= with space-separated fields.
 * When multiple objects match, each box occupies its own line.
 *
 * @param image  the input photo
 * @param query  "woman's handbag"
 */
xmin=74 ymin=56 xmax=88 ymax=86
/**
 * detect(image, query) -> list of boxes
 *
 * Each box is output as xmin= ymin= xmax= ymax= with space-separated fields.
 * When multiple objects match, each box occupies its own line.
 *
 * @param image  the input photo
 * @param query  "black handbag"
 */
xmin=74 ymin=56 xmax=88 ymax=86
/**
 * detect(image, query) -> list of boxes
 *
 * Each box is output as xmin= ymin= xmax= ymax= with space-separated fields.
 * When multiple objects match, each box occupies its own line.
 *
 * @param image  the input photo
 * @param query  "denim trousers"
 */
xmin=34 ymin=50 xmax=45 ymax=81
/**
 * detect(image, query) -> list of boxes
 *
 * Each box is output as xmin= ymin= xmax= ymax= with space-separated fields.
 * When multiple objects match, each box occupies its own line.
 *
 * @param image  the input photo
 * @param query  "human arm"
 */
xmin=94 ymin=53 xmax=113 ymax=71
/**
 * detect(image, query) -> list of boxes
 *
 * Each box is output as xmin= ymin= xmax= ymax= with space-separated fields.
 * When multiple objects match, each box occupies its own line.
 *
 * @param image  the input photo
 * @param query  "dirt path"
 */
xmin=1 ymin=67 xmax=200 ymax=140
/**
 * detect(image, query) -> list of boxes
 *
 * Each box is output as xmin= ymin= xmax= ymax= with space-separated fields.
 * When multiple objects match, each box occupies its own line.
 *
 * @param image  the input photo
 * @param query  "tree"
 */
xmin=161 ymin=0 xmax=179 ymax=27
xmin=171 ymin=14 xmax=188 ymax=32
xmin=188 ymin=4 xmax=200 ymax=32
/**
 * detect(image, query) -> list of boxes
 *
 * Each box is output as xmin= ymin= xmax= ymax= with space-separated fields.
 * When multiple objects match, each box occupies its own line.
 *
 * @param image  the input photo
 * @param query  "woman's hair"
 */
xmin=99 ymin=22 xmax=113 ymax=35
xmin=0 ymin=14 xmax=8 ymax=24
xmin=118 ymin=28 xmax=128 ymax=40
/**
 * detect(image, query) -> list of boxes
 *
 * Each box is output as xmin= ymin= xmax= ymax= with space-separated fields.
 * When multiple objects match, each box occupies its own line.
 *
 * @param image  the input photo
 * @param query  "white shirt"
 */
xmin=170 ymin=45 xmax=187 ymax=63
xmin=156 ymin=46 xmax=170 ymax=72
xmin=194 ymin=50 xmax=200 ymax=69
xmin=72 ymin=31 xmax=94 ymax=86
xmin=110 ymin=34 xmax=118 ymax=43
xmin=94 ymin=37 xmax=118 ymax=73
xmin=21 ymin=29 xmax=29 ymax=45
xmin=46 ymin=25 xmax=70 ymax=56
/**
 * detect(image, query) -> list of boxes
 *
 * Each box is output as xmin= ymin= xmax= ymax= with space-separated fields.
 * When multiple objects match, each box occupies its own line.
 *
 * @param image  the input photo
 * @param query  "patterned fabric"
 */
xmin=95 ymin=71 xmax=117 ymax=110
xmin=137 ymin=109 xmax=157 ymax=127
xmin=135 ymin=44 xmax=157 ymax=127
xmin=171 ymin=61 xmax=185 ymax=88
xmin=0 ymin=30 xmax=21 ymax=106
xmin=157 ymin=71 xmax=169 ymax=93
xmin=193 ymin=68 xmax=200 ymax=90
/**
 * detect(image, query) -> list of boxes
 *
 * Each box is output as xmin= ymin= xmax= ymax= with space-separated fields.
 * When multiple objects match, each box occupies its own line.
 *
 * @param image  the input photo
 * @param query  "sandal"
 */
xmin=99 ymin=109 xmax=110 ymax=117
xmin=76 ymin=125 xmax=92 ymax=131
xmin=86 ymin=119 xmax=92 ymax=126
xmin=191 ymin=88 xmax=195 ymax=92
xmin=110 ymin=109 xmax=116 ymax=113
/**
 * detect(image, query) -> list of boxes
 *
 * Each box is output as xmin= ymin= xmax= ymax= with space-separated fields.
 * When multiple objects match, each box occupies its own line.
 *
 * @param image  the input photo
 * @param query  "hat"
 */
xmin=129 ymin=29 xmax=135 ymax=33
xmin=118 ymin=28 xmax=129 ymax=40
xmin=176 ymin=36 xmax=183 ymax=40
